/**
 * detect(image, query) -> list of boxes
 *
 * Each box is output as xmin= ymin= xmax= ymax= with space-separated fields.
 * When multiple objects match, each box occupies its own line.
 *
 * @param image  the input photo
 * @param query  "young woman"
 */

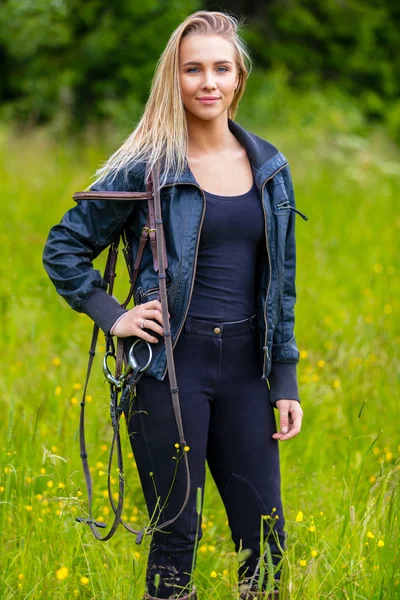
xmin=43 ymin=10 xmax=304 ymax=600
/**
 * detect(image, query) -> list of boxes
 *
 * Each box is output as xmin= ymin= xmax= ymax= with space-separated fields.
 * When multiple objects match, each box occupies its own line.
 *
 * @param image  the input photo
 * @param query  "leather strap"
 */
xmin=73 ymin=191 xmax=153 ymax=201
xmin=74 ymin=163 xmax=191 ymax=542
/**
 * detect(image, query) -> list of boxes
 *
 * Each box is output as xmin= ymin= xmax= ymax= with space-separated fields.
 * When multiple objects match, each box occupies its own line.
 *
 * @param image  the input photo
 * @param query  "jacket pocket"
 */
xmin=273 ymin=199 xmax=308 ymax=220
xmin=134 ymin=271 xmax=173 ymax=305
xmin=273 ymin=199 xmax=292 ymax=216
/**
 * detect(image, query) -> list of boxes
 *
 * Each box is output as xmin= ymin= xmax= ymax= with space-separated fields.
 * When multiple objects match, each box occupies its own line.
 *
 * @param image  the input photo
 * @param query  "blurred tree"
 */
xmin=0 ymin=0 xmax=399 ymax=138
xmin=206 ymin=0 xmax=400 ymax=123
xmin=0 ymin=0 xmax=200 ymax=128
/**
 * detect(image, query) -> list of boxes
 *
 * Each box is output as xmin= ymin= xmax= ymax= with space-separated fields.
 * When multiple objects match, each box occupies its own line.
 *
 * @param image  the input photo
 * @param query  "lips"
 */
xmin=196 ymin=96 xmax=221 ymax=104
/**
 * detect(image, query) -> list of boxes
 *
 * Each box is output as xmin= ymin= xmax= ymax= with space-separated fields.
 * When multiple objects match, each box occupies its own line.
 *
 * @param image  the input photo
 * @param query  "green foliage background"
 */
xmin=0 ymin=2 xmax=399 ymax=598
xmin=1 ymin=0 xmax=400 ymax=140
xmin=1 ymin=98 xmax=399 ymax=597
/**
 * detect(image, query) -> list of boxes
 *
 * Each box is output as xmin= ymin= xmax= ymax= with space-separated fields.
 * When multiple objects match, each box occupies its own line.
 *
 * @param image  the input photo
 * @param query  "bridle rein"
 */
xmin=72 ymin=162 xmax=191 ymax=543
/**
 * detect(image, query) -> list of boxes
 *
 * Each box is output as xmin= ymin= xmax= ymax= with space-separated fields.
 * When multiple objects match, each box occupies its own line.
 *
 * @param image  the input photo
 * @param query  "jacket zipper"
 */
xmin=276 ymin=200 xmax=308 ymax=221
xmin=159 ymin=164 xmax=290 ymax=381
xmin=260 ymin=163 xmax=288 ymax=380
xmin=160 ymin=183 xmax=207 ymax=380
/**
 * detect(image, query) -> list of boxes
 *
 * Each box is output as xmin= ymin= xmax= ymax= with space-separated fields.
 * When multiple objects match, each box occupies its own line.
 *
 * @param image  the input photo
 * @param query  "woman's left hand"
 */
xmin=272 ymin=400 xmax=303 ymax=441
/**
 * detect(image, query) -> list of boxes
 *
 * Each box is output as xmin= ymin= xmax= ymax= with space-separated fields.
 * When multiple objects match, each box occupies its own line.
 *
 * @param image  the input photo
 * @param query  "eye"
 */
xmin=217 ymin=66 xmax=229 ymax=72
xmin=186 ymin=67 xmax=199 ymax=73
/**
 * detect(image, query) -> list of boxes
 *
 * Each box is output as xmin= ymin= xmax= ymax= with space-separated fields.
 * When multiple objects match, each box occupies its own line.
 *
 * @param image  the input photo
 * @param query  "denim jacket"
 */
xmin=42 ymin=119 xmax=306 ymax=408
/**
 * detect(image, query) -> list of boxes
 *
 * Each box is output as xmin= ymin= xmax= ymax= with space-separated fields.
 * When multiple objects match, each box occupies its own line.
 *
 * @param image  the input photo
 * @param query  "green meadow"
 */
xmin=0 ymin=95 xmax=399 ymax=598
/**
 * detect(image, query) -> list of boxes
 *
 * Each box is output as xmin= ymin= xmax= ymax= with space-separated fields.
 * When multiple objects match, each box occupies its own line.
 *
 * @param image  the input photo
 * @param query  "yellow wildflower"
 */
xmin=311 ymin=549 xmax=318 ymax=557
xmin=56 ymin=566 xmax=69 ymax=580
xmin=25 ymin=505 xmax=33 ymax=512
xmin=367 ymin=531 xmax=375 ymax=539
xmin=80 ymin=576 xmax=89 ymax=585
xmin=299 ymin=559 xmax=307 ymax=567
xmin=52 ymin=357 xmax=61 ymax=366
xmin=210 ymin=571 xmax=217 ymax=578
xmin=377 ymin=540 xmax=384 ymax=547
xmin=295 ymin=511 xmax=303 ymax=522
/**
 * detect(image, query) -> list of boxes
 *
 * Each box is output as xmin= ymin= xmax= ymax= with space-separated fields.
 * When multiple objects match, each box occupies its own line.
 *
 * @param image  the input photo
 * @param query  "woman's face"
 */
xmin=179 ymin=34 xmax=239 ymax=122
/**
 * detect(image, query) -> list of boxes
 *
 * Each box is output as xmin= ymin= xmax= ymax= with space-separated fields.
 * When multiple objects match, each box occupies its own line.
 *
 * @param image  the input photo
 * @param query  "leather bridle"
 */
xmin=72 ymin=161 xmax=191 ymax=543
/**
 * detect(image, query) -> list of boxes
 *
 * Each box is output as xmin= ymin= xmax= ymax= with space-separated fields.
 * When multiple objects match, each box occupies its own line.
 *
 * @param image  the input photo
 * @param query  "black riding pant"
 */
xmin=123 ymin=314 xmax=286 ymax=598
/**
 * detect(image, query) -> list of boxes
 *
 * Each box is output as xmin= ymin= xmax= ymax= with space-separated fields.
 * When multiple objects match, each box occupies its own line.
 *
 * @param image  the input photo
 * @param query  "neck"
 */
xmin=186 ymin=113 xmax=235 ymax=157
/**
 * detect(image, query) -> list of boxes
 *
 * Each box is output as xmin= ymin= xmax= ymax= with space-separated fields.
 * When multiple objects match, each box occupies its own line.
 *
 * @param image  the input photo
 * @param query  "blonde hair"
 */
xmin=89 ymin=10 xmax=252 ymax=190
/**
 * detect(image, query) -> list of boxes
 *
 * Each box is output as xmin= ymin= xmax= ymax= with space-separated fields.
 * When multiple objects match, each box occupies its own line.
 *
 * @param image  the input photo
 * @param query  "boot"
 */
xmin=143 ymin=585 xmax=197 ymax=600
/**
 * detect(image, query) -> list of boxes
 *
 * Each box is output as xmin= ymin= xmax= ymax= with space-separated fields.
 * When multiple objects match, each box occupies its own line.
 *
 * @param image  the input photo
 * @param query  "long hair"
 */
xmin=88 ymin=10 xmax=252 ymax=190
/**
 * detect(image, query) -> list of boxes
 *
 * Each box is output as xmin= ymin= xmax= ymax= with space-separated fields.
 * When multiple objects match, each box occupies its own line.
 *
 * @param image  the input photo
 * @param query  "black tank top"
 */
xmin=187 ymin=181 xmax=266 ymax=321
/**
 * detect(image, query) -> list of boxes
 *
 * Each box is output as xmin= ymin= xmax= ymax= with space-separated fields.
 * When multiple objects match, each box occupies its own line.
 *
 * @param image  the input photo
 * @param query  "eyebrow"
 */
xmin=182 ymin=60 xmax=233 ymax=67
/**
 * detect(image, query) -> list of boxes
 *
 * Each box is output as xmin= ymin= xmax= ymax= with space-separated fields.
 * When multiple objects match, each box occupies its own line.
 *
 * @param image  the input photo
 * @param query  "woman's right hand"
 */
xmin=110 ymin=300 xmax=170 ymax=343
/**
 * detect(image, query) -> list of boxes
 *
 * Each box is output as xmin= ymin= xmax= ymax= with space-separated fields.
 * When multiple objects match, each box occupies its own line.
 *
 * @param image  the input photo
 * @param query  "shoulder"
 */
xmin=228 ymin=119 xmax=287 ymax=170
xmin=247 ymin=128 xmax=281 ymax=157
xmin=89 ymin=161 xmax=148 ymax=193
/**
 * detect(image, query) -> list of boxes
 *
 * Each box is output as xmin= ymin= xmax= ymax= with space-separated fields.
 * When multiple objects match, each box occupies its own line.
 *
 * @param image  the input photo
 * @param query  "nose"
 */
xmin=201 ymin=69 xmax=217 ymax=90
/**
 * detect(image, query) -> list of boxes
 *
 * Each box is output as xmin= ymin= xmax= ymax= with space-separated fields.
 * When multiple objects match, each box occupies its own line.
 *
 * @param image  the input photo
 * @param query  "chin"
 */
xmin=186 ymin=105 xmax=230 ymax=122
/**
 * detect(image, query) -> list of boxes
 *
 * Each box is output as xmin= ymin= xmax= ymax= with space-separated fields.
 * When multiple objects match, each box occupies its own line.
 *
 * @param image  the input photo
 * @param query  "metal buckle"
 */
xmin=102 ymin=339 xmax=153 ymax=389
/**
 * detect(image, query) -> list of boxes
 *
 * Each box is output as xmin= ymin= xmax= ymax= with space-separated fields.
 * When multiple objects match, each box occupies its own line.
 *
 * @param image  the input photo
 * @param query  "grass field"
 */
xmin=0 ymin=109 xmax=399 ymax=599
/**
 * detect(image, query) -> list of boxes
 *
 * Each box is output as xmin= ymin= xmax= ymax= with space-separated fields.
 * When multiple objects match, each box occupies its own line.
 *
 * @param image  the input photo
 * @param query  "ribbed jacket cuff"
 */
xmin=268 ymin=361 xmax=300 ymax=409
xmin=80 ymin=287 xmax=128 ymax=335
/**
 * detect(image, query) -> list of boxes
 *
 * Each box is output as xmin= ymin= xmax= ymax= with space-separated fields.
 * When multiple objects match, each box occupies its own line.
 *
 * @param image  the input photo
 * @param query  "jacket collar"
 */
xmin=162 ymin=118 xmax=288 ymax=189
